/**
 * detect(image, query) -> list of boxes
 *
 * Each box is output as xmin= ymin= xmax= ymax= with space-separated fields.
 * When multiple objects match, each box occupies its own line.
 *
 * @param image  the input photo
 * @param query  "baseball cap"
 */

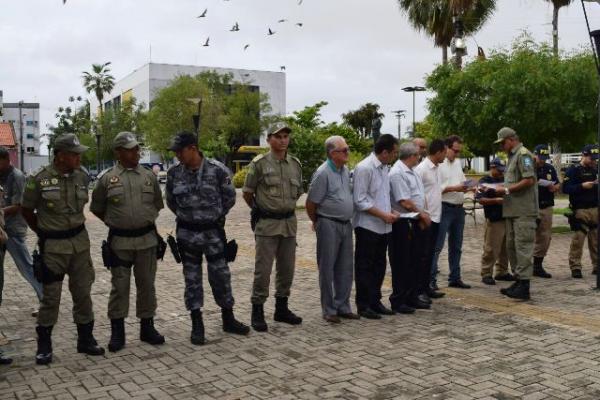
xmin=113 ymin=131 xmax=139 ymax=150
xmin=168 ymin=131 xmax=198 ymax=152
xmin=490 ymin=157 xmax=505 ymax=172
xmin=53 ymin=134 xmax=89 ymax=154
xmin=582 ymin=144 xmax=599 ymax=160
xmin=268 ymin=122 xmax=292 ymax=137
xmin=494 ymin=127 xmax=517 ymax=144
xmin=533 ymin=144 xmax=550 ymax=160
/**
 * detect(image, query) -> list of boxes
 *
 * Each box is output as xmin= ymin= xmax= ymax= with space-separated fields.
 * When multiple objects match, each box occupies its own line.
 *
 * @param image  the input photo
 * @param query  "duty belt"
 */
xmin=442 ymin=202 xmax=463 ymax=208
xmin=317 ymin=215 xmax=351 ymax=224
xmin=37 ymin=224 xmax=85 ymax=240
xmin=176 ymin=219 xmax=220 ymax=232
xmin=256 ymin=208 xmax=295 ymax=220
xmin=109 ymin=224 xmax=156 ymax=238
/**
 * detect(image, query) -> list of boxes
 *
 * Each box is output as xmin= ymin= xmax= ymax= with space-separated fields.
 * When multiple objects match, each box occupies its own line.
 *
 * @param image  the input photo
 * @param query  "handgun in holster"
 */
xmin=250 ymin=206 xmax=260 ymax=232
xmin=155 ymin=230 xmax=167 ymax=261
xmin=167 ymin=234 xmax=182 ymax=264
xmin=565 ymin=211 xmax=588 ymax=233
xmin=32 ymin=239 xmax=65 ymax=284
xmin=217 ymin=216 xmax=238 ymax=263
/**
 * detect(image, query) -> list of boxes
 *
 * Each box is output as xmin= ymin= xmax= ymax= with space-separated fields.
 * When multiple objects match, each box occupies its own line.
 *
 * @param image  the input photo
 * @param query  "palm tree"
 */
xmin=545 ymin=0 xmax=575 ymax=57
xmin=82 ymin=62 xmax=115 ymax=117
xmin=398 ymin=0 xmax=497 ymax=64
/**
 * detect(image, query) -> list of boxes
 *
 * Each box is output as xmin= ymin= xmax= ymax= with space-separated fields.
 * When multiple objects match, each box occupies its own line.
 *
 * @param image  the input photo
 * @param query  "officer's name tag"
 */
xmin=41 ymin=186 xmax=60 ymax=192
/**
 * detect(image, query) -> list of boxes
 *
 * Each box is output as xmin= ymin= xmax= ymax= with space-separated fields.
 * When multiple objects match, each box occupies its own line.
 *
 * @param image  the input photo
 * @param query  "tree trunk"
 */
xmin=442 ymin=46 xmax=448 ymax=64
xmin=552 ymin=5 xmax=559 ymax=57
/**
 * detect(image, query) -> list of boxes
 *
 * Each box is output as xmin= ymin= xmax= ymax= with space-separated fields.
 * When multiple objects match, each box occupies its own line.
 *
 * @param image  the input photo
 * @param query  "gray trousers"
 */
xmin=316 ymin=218 xmax=354 ymax=316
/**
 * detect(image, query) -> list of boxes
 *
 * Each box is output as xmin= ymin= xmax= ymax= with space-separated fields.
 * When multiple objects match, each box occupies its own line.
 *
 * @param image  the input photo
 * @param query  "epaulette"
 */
xmin=30 ymin=166 xmax=46 ymax=177
xmin=96 ymin=167 xmax=113 ymax=180
xmin=290 ymin=155 xmax=302 ymax=166
xmin=207 ymin=158 xmax=228 ymax=170
xmin=520 ymin=147 xmax=530 ymax=156
xmin=252 ymin=153 xmax=266 ymax=163
xmin=80 ymin=165 xmax=90 ymax=176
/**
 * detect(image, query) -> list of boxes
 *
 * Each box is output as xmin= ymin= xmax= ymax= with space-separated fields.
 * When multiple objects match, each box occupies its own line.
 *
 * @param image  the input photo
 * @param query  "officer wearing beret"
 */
xmin=166 ymin=132 xmax=249 ymax=345
xmin=492 ymin=128 xmax=538 ymax=300
xmin=242 ymin=123 xmax=303 ymax=332
xmin=22 ymin=133 xmax=104 ymax=364
xmin=532 ymin=144 xmax=560 ymax=279
xmin=563 ymin=144 xmax=599 ymax=278
xmin=90 ymin=132 xmax=165 ymax=352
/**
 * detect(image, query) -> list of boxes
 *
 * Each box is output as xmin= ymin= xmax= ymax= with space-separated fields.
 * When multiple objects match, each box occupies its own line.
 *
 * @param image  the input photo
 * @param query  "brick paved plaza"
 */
xmin=2 ymin=193 xmax=600 ymax=400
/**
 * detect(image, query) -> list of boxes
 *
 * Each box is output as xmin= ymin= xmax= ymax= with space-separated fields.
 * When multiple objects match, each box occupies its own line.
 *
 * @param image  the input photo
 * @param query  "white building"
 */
xmin=90 ymin=63 xmax=286 ymax=146
xmin=0 ymin=94 xmax=42 ymax=155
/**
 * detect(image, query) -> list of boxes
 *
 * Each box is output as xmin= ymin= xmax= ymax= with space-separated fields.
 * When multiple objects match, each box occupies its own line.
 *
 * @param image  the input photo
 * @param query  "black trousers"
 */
xmin=354 ymin=227 xmax=389 ymax=311
xmin=423 ymin=222 xmax=439 ymax=291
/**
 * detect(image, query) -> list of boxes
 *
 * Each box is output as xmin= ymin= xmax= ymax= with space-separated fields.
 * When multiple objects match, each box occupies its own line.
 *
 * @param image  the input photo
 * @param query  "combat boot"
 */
xmin=273 ymin=297 xmax=302 ymax=325
xmin=76 ymin=321 xmax=105 ymax=356
xmin=35 ymin=325 xmax=53 ymax=365
xmin=221 ymin=309 xmax=250 ymax=335
xmin=190 ymin=309 xmax=205 ymax=345
xmin=501 ymin=280 xmax=531 ymax=300
xmin=533 ymin=257 xmax=552 ymax=278
xmin=108 ymin=318 xmax=125 ymax=352
xmin=140 ymin=318 xmax=165 ymax=345
xmin=251 ymin=304 xmax=268 ymax=332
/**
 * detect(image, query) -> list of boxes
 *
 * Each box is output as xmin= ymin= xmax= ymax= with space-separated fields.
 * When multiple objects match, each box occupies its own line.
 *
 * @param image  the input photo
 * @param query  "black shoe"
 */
xmin=392 ymin=304 xmax=416 ymax=314
xmin=190 ymin=309 xmax=206 ymax=345
xmin=372 ymin=302 xmax=395 ymax=315
xmin=140 ymin=318 xmax=165 ymax=345
xmin=251 ymin=304 xmax=268 ymax=332
xmin=430 ymin=282 xmax=440 ymax=291
xmin=407 ymin=298 xmax=431 ymax=310
xmin=593 ymin=269 xmax=598 ymax=275
xmin=76 ymin=321 xmax=105 ymax=356
xmin=426 ymin=288 xmax=446 ymax=299
xmin=358 ymin=308 xmax=382 ymax=319
xmin=533 ymin=265 xmax=552 ymax=279
xmin=572 ymin=269 xmax=583 ymax=279
xmin=500 ymin=279 xmax=530 ymax=300
xmin=417 ymin=293 xmax=432 ymax=305
xmin=222 ymin=309 xmax=250 ymax=335
xmin=273 ymin=297 xmax=302 ymax=325
xmin=108 ymin=318 xmax=125 ymax=353
xmin=35 ymin=325 xmax=53 ymax=365
xmin=0 ymin=352 xmax=12 ymax=365
xmin=482 ymin=276 xmax=496 ymax=285
xmin=337 ymin=312 xmax=360 ymax=320
xmin=448 ymin=280 xmax=471 ymax=289
xmin=494 ymin=273 xmax=516 ymax=281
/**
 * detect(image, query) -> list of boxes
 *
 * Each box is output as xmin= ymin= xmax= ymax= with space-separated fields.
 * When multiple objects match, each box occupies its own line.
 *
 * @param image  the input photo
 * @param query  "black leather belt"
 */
xmin=317 ymin=215 xmax=351 ymax=224
xmin=442 ymin=202 xmax=463 ymax=208
xmin=38 ymin=224 xmax=85 ymax=240
xmin=177 ymin=219 xmax=220 ymax=232
xmin=257 ymin=209 xmax=295 ymax=220
xmin=109 ymin=224 xmax=156 ymax=238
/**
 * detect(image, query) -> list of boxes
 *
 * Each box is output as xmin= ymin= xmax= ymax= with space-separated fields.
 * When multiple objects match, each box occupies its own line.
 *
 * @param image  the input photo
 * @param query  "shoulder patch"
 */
xmin=252 ymin=153 xmax=265 ymax=163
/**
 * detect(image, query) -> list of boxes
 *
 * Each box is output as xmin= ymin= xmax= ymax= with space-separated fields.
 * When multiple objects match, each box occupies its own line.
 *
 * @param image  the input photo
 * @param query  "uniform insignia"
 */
xmin=523 ymin=156 xmax=532 ymax=167
xmin=26 ymin=180 xmax=36 ymax=190
xmin=41 ymin=179 xmax=50 ymax=187
xmin=50 ymin=178 xmax=58 ymax=185
xmin=110 ymin=176 xmax=120 ymax=184
xmin=252 ymin=153 xmax=265 ymax=163
xmin=145 ymin=180 xmax=152 ymax=186
xmin=47 ymin=202 xmax=54 ymax=208
xmin=547 ymin=174 xmax=552 ymax=180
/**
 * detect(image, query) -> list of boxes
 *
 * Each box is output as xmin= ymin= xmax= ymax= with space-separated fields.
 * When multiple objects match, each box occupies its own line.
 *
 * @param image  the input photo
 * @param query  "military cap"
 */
xmin=268 ymin=122 xmax=292 ymax=137
xmin=490 ymin=157 xmax=505 ymax=172
xmin=168 ymin=131 xmax=198 ymax=151
xmin=494 ymin=127 xmax=517 ymax=144
xmin=582 ymin=144 xmax=599 ymax=160
xmin=533 ymin=144 xmax=550 ymax=161
xmin=53 ymin=134 xmax=89 ymax=154
xmin=113 ymin=131 xmax=139 ymax=150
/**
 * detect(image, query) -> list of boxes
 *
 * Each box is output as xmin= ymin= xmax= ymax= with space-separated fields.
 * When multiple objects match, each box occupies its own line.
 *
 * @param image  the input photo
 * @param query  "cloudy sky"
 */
xmin=1 ymin=0 xmax=599 ymax=143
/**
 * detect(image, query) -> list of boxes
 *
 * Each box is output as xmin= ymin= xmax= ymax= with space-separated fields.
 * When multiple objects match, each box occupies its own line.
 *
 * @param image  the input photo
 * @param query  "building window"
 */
xmin=26 ymin=134 xmax=34 ymax=139
xmin=26 ymin=120 xmax=38 ymax=127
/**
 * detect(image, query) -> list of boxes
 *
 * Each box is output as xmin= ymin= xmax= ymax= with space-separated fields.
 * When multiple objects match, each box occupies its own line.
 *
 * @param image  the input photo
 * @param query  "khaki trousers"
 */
xmin=534 ymin=207 xmax=553 ymax=258
xmin=569 ymin=207 xmax=598 ymax=271
xmin=506 ymin=216 xmax=536 ymax=280
xmin=251 ymin=235 xmax=296 ymax=305
xmin=480 ymin=220 xmax=509 ymax=278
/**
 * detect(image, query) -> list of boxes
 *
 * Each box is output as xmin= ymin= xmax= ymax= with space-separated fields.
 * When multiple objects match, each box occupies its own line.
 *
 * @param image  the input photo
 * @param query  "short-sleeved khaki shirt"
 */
xmin=90 ymin=163 xmax=164 ymax=250
xmin=22 ymin=165 xmax=90 ymax=254
xmin=243 ymin=151 xmax=303 ymax=237
xmin=503 ymin=143 xmax=539 ymax=218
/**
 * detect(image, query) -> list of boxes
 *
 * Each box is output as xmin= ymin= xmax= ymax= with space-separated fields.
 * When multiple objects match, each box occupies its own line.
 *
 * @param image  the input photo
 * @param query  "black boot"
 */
xmin=533 ymin=257 xmax=552 ymax=278
xmin=108 ymin=318 xmax=125 ymax=353
xmin=35 ymin=325 xmax=53 ymax=365
xmin=140 ymin=318 xmax=165 ymax=345
xmin=251 ymin=304 xmax=268 ymax=332
xmin=190 ymin=309 xmax=205 ymax=345
xmin=222 ymin=309 xmax=250 ymax=335
xmin=0 ymin=351 xmax=12 ymax=365
xmin=500 ymin=280 xmax=531 ymax=300
xmin=76 ymin=321 xmax=105 ymax=356
xmin=273 ymin=297 xmax=302 ymax=325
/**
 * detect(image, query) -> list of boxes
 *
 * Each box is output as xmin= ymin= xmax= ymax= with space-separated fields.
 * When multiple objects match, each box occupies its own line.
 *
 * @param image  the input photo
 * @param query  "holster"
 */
xmin=250 ymin=206 xmax=260 ymax=232
xmin=156 ymin=231 xmax=167 ymax=261
xmin=101 ymin=234 xmax=121 ymax=269
xmin=32 ymin=240 xmax=65 ymax=284
xmin=167 ymin=234 xmax=182 ymax=264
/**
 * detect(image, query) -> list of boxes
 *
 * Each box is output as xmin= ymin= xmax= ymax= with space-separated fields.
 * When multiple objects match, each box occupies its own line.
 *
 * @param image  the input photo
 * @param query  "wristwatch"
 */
xmin=504 ymin=187 xmax=510 ymax=195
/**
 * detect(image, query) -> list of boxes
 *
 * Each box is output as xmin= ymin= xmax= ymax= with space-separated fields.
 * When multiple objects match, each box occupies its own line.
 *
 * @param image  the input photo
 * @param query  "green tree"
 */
xmin=342 ymin=103 xmax=384 ymax=138
xmin=398 ymin=0 xmax=496 ymax=64
xmin=82 ymin=62 xmax=115 ymax=117
xmin=425 ymin=34 xmax=599 ymax=157
xmin=95 ymin=97 xmax=145 ymax=163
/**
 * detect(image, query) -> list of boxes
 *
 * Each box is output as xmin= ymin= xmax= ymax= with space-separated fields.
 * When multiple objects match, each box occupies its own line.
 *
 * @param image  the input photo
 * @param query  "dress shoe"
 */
xmin=323 ymin=315 xmax=341 ymax=323
xmin=572 ymin=269 xmax=583 ymax=279
xmin=407 ymin=298 xmax=431 ymax=310
xmin=482 ymin=276 xmax=496 ymax=285
xmin=426 ymin=288 xmax=445 ymax=299
xmin=337 ymin=312 xmax=360 ymax=320
xmin=417 ymin=293 xmax=432 ymax=305
xmin=358 ymin=308 xmax=382 ymax=320
xmin=494 ymin=273 xmax=516 ymax=281
xmin=392 ymin=304 xmax=416 ymax=314
xmin=371 ymin=303 xmax=395 ymax=315
xmin=448 ymin=280 xmax=471 ymax=289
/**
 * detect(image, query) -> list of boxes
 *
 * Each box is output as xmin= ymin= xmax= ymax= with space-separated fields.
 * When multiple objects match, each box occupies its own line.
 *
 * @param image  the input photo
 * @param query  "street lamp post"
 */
xmin=187 ymin=98 xmax=203 ymax=140
xmin=95 ymin=131 xmax=102 ymax=174
xmin=392 ymin=110 xmax=406 ymax=138
xmin=18 ymin=101 xmax=24 ymax=171
xmin=402 ymin=86 xmax=426 ymax=138
xmin=579 ymin=0 xmax=600 ymax=289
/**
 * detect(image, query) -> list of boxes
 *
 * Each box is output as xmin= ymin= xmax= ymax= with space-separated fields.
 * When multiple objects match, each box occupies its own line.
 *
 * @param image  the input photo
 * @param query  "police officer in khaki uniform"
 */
xmin=242 ymin=123 xmax=303 ymax=332
xmin=22 ymin=134 xmax=104 ymax=365
xmin=90 ymin=132 xmax=165 ymax=352
xmin=492 ymin=128 xmax=538 ymax=300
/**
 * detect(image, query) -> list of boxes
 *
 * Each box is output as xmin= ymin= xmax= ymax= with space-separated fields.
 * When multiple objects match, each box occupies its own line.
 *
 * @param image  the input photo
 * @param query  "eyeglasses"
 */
xmin=332 ymin=147 xmax=350 ymax=154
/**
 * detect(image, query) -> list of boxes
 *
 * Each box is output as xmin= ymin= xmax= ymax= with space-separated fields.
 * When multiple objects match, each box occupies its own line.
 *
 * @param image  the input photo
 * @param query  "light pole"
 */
xmin=187 ymin=98 xmax=203 ymax=139
xmin=401 ymin=86 xmax=426 ymax=138
xmin=392 ymin=110 xmax=406 ymax=138
xmin=580 ymin=0 xmax=600 ymax=289
xmin=18 ymin=101 xmax=24 ymax=171
xmin=95 ymin=130 xmax=102 ymax=174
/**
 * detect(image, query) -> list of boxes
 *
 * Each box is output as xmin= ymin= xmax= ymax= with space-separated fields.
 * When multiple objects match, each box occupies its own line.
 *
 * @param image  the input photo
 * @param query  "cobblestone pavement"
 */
xmin=2 ymin=192 xmax=600 ymax=399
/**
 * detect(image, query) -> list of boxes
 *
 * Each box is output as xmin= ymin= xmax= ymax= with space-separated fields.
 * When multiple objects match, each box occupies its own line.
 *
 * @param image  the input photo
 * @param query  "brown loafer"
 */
xmin=337 ymin=312 xmax=360 ymax=320
xmin=323 ymin=315 xmax=341 ymax=323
